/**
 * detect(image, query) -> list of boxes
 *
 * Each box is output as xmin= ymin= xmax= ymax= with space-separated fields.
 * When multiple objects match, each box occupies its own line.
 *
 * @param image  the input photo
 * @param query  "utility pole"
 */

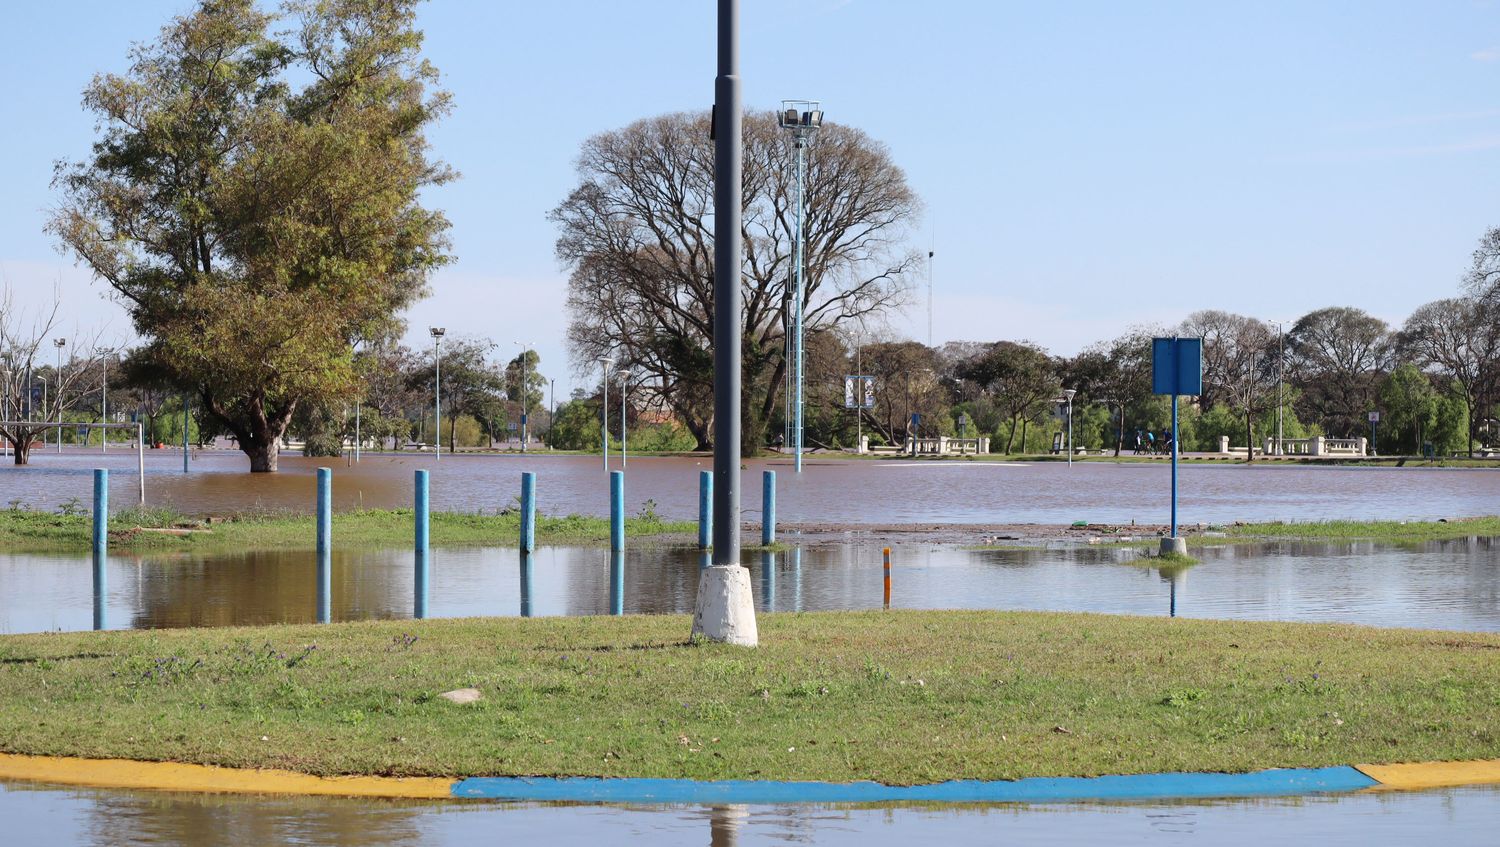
xmin=100 ymin=350 xmax=111 ymax=453
xmin=514 ymin=341 xmax=533 ymax=453
xmin=693 ymin=0 xmax=757 ymax=646
xmin=429 ymin=327 xmax=445 ymax=460
xmin=53 ymin=339 xmax=65 ymax=453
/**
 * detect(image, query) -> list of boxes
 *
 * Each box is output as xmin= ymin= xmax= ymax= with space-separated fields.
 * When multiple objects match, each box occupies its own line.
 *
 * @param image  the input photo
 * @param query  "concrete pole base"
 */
xmin=691 ymin=565 xmax=759 ymax=647
xmin=1160 ymin=536 xmax=1188 ymax=556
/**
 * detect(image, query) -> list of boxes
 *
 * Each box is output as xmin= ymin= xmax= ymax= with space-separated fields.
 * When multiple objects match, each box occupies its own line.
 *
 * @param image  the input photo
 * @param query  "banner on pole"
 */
xmin=1152 ymin=338 xmax=1204 ymax=396
xmin=844 ymin=375 xmax=875 ymax=409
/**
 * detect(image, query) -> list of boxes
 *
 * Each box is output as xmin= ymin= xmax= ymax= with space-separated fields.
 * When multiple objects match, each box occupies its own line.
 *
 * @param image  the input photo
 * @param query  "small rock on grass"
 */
xmin=438 ymin=687 xmax=482 ymax=704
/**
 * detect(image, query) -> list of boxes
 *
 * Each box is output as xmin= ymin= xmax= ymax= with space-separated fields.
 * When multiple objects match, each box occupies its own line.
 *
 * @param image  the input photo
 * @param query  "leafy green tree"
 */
xmin=504 ymin=350 xmax=546 ymax=415
xmin=50 ymin=0 xmax=453 ymax=472
xmin=407 ymin=338 xmax=505 ymax=453
xmin=547 ymin=397 xmax=604 ymax=451
xmin=955 ymin=341 xmax=1057 ymax=454
xmin=1377 ymin=364 xmax=1438 ymax=454
xmin=1430 ymin=385 xmax=1471 ymax=456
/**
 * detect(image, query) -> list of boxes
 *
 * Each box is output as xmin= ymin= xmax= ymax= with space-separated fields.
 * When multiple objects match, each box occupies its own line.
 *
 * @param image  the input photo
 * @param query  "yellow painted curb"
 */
xmin=0 ymin=753 xmax=453 ymax=799
xmin=1357 ymin=760 xmax=1500 ymax=791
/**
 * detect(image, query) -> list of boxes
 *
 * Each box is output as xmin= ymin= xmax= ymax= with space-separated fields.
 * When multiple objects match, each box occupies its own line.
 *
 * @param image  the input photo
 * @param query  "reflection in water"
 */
xmin=760 ymin=551 xmax=775 ymax=613
xmin=92 ymin=546 xmax=106 ymax=632
xmin=3 ymin=537 xmax=1500 ymax=634
xmin=3 ymin=450 xmax=1500 ymax=526
xmin=609 ymin=550 xmax=624 ymax=616
xmin=519 ymin=551 xmax=533 ymax=618
xmin=710 ymin=804 xmax=748 ymax=847
xmin=3 ymin=780 xmax=1500 ymax=846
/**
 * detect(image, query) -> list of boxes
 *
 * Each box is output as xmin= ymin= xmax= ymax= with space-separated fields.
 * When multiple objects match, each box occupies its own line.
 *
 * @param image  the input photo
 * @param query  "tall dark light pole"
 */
xmin=691 ymin=0 xmax=758 ymax=647
xmin=712 ymin=0 xmax=742 ymax=567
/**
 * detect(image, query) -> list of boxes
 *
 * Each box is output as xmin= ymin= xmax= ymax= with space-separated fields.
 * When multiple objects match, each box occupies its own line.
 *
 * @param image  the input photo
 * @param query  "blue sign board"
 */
xmin=1152 ymin=338 xmax=1203 ymax=396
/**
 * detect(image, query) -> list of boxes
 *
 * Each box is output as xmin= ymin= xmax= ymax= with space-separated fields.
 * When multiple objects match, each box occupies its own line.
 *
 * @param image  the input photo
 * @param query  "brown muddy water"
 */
xmin=3 ymin=538 xmax=1496 ymax=634
xmin=1 ymin=449 xmax=1498 ymax=526
xmin=1 ymin=780 xmax=1497 ymax=846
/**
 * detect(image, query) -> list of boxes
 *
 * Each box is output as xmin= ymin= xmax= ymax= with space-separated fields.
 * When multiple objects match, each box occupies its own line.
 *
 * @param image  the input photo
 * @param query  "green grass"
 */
xmin=0 ymin=612 xmax=1496 ymax=783
xmin=1228 ymin=517 xmax=1500 ymax=542
xmin=0 ymin=507 xmax=696 ymax=553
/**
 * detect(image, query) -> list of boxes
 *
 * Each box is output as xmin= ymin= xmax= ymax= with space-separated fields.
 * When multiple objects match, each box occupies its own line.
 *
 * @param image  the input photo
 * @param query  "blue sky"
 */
xmin=2 ymin=1 xmax=1498 ymax=396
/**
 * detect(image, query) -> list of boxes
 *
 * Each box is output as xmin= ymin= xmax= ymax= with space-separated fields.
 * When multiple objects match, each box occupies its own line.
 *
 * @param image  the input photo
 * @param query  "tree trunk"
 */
xmin=1245 ymin=408 xmax=1254 ymax=464
xmin=243 ymin=439 xmax=278 ymax=472
xmin=1114 ymin=407 xmax=1124 ymax=458
xmin=11 ymin=437 xmax=30 ymax=466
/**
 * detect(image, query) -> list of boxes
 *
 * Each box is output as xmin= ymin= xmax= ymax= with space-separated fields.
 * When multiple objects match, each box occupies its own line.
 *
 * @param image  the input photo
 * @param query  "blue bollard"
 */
xmin=414 ymin=469 xmax=429 ymax=619
xmin=609 ymin=549 xmax=624 ymax=615
xmin=520 ymin=472 xmax=536 ymax=553
xmin=92 ymin=468 xmax=108 ymax=630
xmin=610 ymin=470 xmax=624 ymax=552
xmin=760 ymin=550 xmax=775 ymax=612
xmin=762 ymin=470 xmax=776 ymax=546
xmin=698 ymin=470 xmax=712 ymax=550
xmin=792 ymin=546 xmax=803 ymax=612
xmin=519 ymin=551 xmax=534 ymax=618
xmin=316 ymin=467 xmax=331 ymax=623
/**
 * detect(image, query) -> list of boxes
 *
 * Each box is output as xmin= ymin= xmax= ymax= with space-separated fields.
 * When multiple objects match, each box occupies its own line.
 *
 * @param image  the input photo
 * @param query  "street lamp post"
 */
xmin=779 ymin=99 xmax=823 ymax=474
xmin=618 ymin=370 xmax=631 ymax=468
xmin=1064 ymin=388 xmax=1077 ymax=467
xmin=100 ymin=349 xmax=112 ymax=453
xmin=548 ymin=378 xmax=555 ymax=450
xmin=514 ymin=341 xmax=533 ymax=453
xmin=1272 ymin=320 xmax=1286 ymax=456
xmin=53 ymin=339 xmax=65 ymax=453
xmin=429 ymin=328 xmax=445 ymax=461
xmin=351 ymin=337 xmax=363 ymax=463
xmin=598 ymin=357 xmax=611 ymax=472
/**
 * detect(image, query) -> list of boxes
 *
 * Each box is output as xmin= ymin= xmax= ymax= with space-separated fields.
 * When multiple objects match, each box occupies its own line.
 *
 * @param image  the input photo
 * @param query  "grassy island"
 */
xmin=0 ymin=611 xmax=1495 ymax=784
xmin=0 ymin=508 xmax=696 ymax=553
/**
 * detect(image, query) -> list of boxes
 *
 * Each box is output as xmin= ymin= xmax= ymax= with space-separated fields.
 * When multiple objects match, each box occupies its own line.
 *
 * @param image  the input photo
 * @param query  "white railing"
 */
xmin=1259 ymin=436 xmax=1367 ymax=456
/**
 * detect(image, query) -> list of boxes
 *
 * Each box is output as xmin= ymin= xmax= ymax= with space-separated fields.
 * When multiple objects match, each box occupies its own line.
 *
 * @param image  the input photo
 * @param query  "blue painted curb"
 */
xmin=452 ymin=765 xmax=1377 ymax=804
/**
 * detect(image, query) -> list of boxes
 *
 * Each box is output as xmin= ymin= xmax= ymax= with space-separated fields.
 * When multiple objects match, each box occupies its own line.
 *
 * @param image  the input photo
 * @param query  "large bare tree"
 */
xmin=1286 ymin=307 xmax=1392 ymax=437
xmin=550 ymin=111 xmax=922 ymax=451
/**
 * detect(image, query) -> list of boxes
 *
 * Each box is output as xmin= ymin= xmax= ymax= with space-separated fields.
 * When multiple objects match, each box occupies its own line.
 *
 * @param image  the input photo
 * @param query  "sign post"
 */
xmin=1152 ymin=337 xmax=1203 ymax=555
xmin=1368 ymin=411 xmax=1380 ymax=456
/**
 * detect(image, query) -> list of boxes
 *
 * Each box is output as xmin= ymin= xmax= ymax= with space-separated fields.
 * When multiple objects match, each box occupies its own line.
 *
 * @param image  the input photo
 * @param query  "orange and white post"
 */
xmin=882 ymin=547 xmax=892 ymax=609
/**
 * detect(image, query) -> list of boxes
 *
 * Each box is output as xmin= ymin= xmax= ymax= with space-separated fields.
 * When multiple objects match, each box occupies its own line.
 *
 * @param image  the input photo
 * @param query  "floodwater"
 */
xmin=3 ymin=537 xmax=1497 ymax=634
xmin=1 ymin=449 xmax=1498 ymax=525
xmin=2 ymin=780 xmax=1497 ymax=846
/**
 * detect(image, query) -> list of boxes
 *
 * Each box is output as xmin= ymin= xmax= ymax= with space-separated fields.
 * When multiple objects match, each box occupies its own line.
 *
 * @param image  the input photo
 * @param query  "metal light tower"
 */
xmin=779 ymin=99 xmax=823 ymax=474
xmin=598 ymin=356 xmax=611 ymax=472
xmin=429 ymin=327 xmax=445 ymax=460
xmin=1270 ymin=319 xmax=1287 ymax=456
xmin=1063 ymin=388 xmax=1077 ymax=466
xmin=53 ymin=339 xmax=65 ymax=453
xmin=514 ymin=341 xmax=533 ymax=453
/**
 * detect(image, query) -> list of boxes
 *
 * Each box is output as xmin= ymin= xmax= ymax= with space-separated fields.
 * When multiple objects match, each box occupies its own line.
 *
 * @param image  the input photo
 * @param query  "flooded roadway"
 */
xmin=0 ymin=449 xmax=1496 ymax=525
xmin=2 ymin=537 xmax=1497 ymax=634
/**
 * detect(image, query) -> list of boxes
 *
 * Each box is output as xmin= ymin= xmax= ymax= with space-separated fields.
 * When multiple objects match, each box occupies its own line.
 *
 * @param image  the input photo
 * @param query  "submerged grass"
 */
xmin=0 ymin=611 xmax=1496 ymax=784
xmin=0 ymin=507 xmax=696 ymax=553
xmin=1228 ymin=517 xmax=1500 ymax=542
